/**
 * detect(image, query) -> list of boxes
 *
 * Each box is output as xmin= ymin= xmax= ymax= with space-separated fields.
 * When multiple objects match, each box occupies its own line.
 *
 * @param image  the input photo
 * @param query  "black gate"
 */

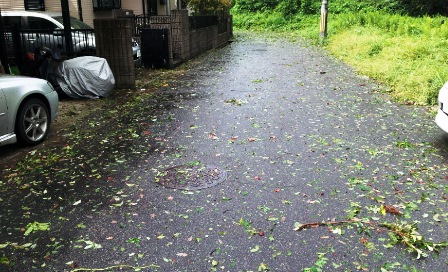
xmin=140 ymin=28 xmax=169 ymax=69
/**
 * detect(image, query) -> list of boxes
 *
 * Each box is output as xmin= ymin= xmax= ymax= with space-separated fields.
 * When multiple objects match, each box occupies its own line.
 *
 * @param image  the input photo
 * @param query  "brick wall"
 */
xmin=94 ymin=18 xmax=135 ymax=89
xmin=144 ymin=9 xmax=232 ymax=68
xmin=189 ymin=26 xmax=217 ymax=58
xmin=90 ymin=10 xmax=232 ymax=88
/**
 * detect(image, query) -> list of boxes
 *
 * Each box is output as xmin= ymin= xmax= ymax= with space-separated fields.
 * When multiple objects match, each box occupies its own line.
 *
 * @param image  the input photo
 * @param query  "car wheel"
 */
xmin=16 ymin=98 xmax=50 ymax=145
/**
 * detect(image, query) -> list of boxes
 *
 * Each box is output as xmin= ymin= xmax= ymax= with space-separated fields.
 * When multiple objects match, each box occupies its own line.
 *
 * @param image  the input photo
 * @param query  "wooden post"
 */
xmin=320 ymin=0 xmax=328 ymax=38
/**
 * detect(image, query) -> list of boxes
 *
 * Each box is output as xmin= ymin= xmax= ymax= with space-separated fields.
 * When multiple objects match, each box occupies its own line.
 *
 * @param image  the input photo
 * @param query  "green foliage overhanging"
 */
xmin=187 ymin=0 xmax=232 ymax=15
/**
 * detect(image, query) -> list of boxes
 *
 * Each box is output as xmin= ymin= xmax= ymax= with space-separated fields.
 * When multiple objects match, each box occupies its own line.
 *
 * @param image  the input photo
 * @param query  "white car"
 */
xmin=435 ymin=81 xmax=448 ymax=133
xmin=0 ymin=74 xmax=58 ymax=146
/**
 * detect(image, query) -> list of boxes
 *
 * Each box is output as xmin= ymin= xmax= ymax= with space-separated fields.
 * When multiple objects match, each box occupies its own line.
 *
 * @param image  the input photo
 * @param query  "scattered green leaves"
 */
xmin=395 ymin=139 xmax=413 ymax=148
xmin=303 ymin=252 xmax=328 ymax=272
xmin=224 ymin=98 xmax=247 ymax=106
xmin=24 ymin=222 xmax=50 ymax=236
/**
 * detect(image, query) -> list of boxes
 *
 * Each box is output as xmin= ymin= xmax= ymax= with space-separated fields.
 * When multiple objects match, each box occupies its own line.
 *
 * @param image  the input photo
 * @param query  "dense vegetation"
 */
xmin=232 ymin=0 xmax=448 ymax=16
xmin=231 ymin=0 xmax=448 ymax=105
xmin=187 ymin=0 xmax=232 ymax=15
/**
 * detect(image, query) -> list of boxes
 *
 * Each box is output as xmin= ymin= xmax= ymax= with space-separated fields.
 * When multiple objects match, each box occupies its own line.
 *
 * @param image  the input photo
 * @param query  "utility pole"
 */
xmin=320 ymin=0 xmax=328 ymax=38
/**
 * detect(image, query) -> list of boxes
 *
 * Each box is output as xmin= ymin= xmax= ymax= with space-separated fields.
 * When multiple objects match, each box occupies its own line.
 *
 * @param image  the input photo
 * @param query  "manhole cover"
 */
xmin=157 ymin=164 xmax=227 ymax=190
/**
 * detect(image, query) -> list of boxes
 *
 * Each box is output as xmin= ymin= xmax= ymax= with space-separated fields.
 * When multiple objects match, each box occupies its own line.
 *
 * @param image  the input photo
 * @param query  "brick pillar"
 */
xmin=94 ymin=19 xmax=135 ymax=89
xmin=170 ymin=9 xmax=190 ymax=66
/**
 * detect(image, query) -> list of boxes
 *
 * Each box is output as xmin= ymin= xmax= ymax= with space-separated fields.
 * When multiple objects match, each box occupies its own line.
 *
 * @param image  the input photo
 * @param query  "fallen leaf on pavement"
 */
xmin=384 ymin=205 xmax=402 ymax=215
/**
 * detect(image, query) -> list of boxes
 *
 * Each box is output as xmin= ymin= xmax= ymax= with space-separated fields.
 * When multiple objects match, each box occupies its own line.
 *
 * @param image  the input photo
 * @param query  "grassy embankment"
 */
xmin=233 ymin=11 xmax=448 ymax=106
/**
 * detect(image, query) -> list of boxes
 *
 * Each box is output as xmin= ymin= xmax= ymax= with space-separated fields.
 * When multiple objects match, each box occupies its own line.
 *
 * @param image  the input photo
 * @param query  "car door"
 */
xmin=0 ymin=89 xmax=8 ymax=136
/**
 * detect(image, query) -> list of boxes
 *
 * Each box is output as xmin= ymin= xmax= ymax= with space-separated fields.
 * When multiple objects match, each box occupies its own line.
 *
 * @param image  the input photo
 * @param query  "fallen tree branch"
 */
xmin=71 ymin=264 xmax=160 ymax=271
xmin=293 ymin=218 xmax=363 ymax=231
xmin=294 ymin=217 xmax=448 ymax=259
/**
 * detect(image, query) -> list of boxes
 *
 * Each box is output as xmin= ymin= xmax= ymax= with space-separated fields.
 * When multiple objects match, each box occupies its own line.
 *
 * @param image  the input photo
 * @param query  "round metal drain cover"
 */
xmin=157 ymin=164 xmax=226 ymax=190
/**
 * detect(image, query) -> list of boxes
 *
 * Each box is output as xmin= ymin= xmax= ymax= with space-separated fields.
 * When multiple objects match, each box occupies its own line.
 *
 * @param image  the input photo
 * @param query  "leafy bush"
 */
xmin=329 ymin=0 xmax=448 ymax=16
xmin=188 ymin=0 xmax=232 ymax=14
xmin=232 ymin=11 xmax=289 ymax=30
xmin=274 ymin=0 xmax=299 ymax=16
xmin=300 ymin=0 xmax=316 ymax=15
xmin=233 ymin=0 xmax=448 ymax=16
xmin=233 ymin=0 xmax=280 ymax=13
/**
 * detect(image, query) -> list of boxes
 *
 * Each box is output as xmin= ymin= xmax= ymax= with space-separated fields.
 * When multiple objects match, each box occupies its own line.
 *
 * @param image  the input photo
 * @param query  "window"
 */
xmin=24 ymin=0 xmax=45 ymax=11
xmin=93 ymin=0 xmax=121 ymax=11
xmin=2 ymin=16 xmax=22 ymax=29
xmin=27 ymin=17 xmax=57 ymax=31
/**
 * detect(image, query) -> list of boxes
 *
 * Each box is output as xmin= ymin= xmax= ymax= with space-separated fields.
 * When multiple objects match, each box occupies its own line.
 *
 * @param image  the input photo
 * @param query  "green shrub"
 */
xmin=301 ymin=0 xmax=319 ymax=15
xmin=274 ymin=0 xmax=299 ymax=16
xmin=233 ymin=0 xmax=279 ymax=12
xmin=233 ymin=0 xmax=448 ymax=16
xmin=331 ymin=0 xmax=448 ymax=15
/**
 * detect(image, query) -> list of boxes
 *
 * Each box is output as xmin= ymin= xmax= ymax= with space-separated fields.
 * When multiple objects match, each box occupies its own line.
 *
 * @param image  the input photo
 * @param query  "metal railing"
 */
xmin=130 ymin=15 xmax=171 ymax=37
xmin=130 ymin=14 xmax=226 ymax=35
xmin=4 ymin=28 xmax=96 ymax=58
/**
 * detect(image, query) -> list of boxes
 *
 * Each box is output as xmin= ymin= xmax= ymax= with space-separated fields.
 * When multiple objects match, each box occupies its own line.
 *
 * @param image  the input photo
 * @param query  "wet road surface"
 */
xmin=1 ymin=32 xmax=448 ymax=271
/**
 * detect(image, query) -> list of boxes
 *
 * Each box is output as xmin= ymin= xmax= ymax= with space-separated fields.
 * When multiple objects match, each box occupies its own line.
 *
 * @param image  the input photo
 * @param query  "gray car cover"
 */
xmin=54 ymin=56 xmax=115 ymax=99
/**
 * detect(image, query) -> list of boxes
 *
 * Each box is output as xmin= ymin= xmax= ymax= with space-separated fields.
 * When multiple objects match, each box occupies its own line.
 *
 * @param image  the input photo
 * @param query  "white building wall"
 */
xmin=0 ymin=0 xmax=177 ymax=27
xmin=0 ymin=0 xmax=24 ymax=10
xmin=45 ymin=0 xmax=96 ymax=26
xmin=79 ymin=0 xmax=94 ymax=26
xmin=157 ymin=0 xmax=178 ymax=15
xmin=122 ymin=1 xmax=142 ymax=14
xmin=122 ymin=0 xmax=178 ymax=16
xmin=44 ymin=0 xmax=76 ymax=19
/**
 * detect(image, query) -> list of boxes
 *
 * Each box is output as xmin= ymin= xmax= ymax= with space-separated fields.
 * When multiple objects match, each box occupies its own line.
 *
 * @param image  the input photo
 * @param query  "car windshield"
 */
xmin=53 ymin=17 xmax=93 ymax=30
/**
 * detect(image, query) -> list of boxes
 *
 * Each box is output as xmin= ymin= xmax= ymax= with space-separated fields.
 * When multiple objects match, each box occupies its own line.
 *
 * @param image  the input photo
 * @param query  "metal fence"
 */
xmin=4 ymin=28 xmax=95 ymax=59
xmin=130 ymin=15 xmax=171 ymax=37
xmin=129 ymin=14 xmax=226 ymax=37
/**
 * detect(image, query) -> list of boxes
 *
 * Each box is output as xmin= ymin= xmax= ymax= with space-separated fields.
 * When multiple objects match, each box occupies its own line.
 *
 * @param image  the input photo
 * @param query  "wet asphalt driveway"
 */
xmin=1 ymin=32 xmax=448 ymax=271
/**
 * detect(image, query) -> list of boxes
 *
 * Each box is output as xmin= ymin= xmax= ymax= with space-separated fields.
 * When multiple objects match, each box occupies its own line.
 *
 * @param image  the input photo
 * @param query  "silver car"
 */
xmin=0 ymin=74 xmax=59 ymax=146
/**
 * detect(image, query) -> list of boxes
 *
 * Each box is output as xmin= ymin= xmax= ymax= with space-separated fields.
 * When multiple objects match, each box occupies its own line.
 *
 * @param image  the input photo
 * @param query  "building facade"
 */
xmin=0 ymin=0 xmax=183 ymax=26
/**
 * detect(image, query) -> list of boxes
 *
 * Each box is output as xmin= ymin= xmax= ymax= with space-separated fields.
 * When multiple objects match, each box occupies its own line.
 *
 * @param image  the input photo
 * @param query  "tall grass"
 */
xmin=232 ymin=10 xmax=448 ymax=105
xmin=328 ymin=11 xmax=448 ymax=105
